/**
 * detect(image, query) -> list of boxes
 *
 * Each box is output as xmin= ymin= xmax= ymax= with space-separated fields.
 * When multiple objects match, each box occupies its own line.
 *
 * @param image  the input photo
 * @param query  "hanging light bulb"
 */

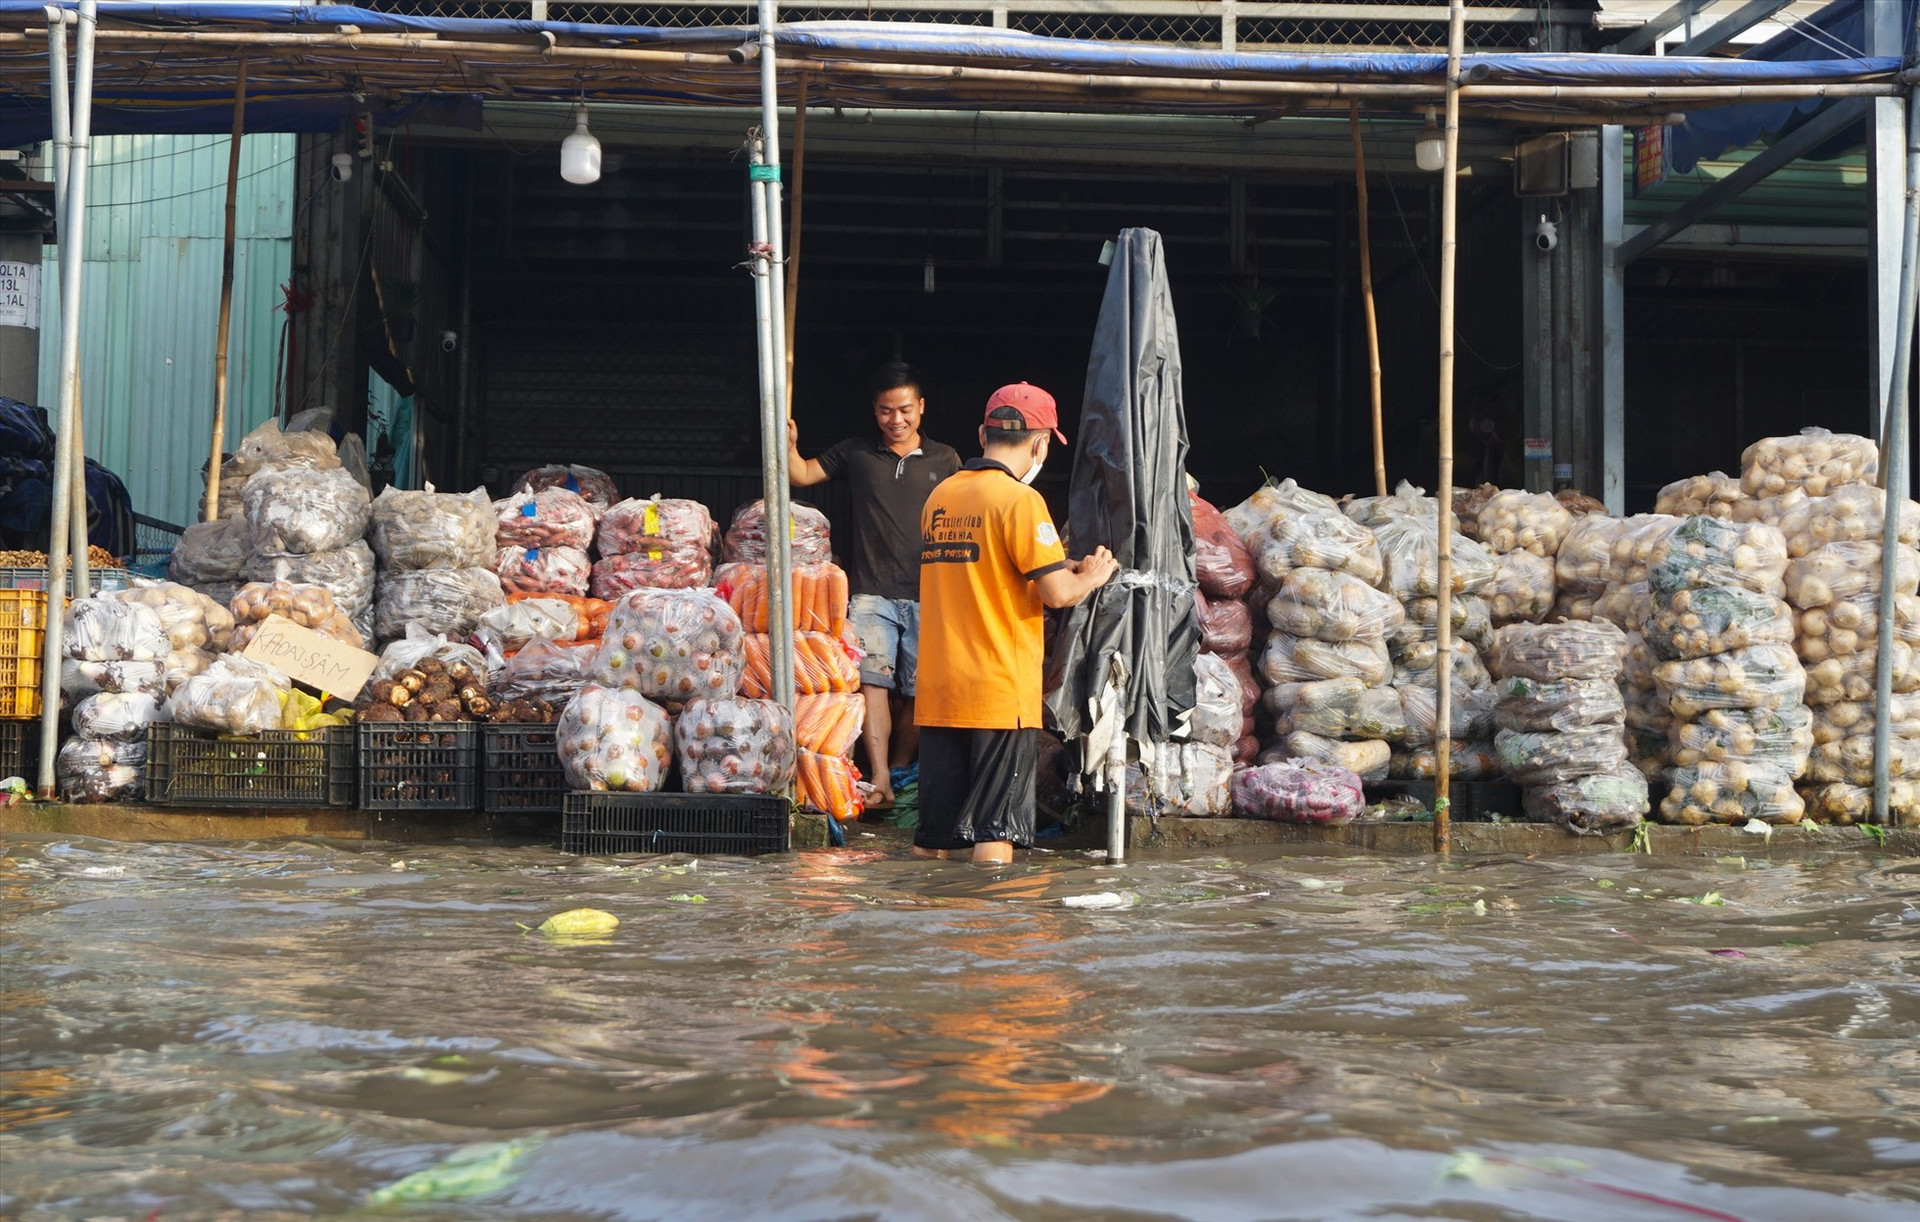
xmin=1414 ymin=107 xmax=1446 ymax=173
xmin=560 ymin=104 xmax=602 ymax=185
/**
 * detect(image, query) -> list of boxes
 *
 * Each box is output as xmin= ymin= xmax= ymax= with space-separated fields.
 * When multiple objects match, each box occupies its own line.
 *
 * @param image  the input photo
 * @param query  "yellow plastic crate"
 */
xmin=0 ymin=591 xmax=49 ymax=719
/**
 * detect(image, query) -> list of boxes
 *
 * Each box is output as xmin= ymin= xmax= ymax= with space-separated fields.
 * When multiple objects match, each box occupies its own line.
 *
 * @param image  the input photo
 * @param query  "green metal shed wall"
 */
xmin=37 ymin=132 xmax=296 ymax=528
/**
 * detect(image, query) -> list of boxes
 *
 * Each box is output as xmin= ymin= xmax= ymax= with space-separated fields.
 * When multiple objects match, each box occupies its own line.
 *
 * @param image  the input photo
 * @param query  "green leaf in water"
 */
xmin=1861 ymin=824 xmax=1889 ymax=846
xmin=1595 ymin=879 xmax=1616 ymax=889
xmin=1676 ymin=891 xmax=1726 ymax=907
xmin=1630 ymin=824 xmax=1654 ymax=855
xmin=666 ymin=893 xmax=708 ymax=904
xmin=367 ymin=1137 xmax=543 ymax=1205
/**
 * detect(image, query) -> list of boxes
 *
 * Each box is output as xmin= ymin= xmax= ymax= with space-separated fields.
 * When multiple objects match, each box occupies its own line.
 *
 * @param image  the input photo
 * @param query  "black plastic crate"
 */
xmin=146 ymin=724 xmax=354 ymax=808
xmin=0 ymin=718 xmax=40 ymax=779
xmin=562 ymin=792 xmax=790 ymax=857
xmin=1364 ymin=779 xmax=1523 ymax=821
xmin=483 ymin=722 xmax=566 ymax=814
xmin=358 ymin=723 xmax=480 ymax=811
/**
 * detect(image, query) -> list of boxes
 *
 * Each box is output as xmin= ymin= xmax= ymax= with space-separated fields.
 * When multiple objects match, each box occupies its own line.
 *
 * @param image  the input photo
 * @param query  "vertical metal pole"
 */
xmin=1432 ymin=1 xmax=1464 ymax=855
xmin=1599 ymin=125 xmax=1626 ymax=515
xmin=1868 ymin=3 xmax=1907 ymax=431
xmin=38 ymin=0 xmax=95 ymax=800
xmin=782 ymin=72 xmax=807 ymax=413
xmin=1106 ymin=719 xmax=1126 ymax=862
xmin=49 ymin=7 xmax=87 ymax=598
xmin=757 ymin=0 xmax=795 ymax=714
xmin=1350 ymin=105 xmax=1386 ymax=497
xmin=207 ymin=54 xmax=247 ymax=525
xmin=1872 ymin=85 xmax=1920 ymax=825
xmin=70 ymin=383 xmax=87 ymax=598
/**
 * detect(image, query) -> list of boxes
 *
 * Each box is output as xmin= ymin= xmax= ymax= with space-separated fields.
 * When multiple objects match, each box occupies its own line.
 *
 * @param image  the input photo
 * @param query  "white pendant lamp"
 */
xmin=560 ymin=104 xmax=602 ymax=185
xmin=1413 ymin=107 xmax=1446 ymax=173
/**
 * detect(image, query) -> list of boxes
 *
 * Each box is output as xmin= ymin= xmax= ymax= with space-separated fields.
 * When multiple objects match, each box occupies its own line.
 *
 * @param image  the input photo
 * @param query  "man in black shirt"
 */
xmin=789 ymin=362 xmax=962 ymax=808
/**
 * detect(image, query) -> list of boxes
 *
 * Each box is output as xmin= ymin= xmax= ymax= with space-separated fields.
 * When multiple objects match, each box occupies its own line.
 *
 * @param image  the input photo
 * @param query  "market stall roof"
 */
xmin=0 ymin=1 xmax=1907 ymax=144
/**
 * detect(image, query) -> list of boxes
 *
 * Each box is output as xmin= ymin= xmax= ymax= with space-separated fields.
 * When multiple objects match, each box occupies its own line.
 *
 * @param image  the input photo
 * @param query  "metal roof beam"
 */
xmin=1670 ymin=0 xmax=1797 ymax=57
xmin=1615 ymin=95 xmax=1868 ymax=265
xmin=1612 ymin=0 xmax=1712 ymax=55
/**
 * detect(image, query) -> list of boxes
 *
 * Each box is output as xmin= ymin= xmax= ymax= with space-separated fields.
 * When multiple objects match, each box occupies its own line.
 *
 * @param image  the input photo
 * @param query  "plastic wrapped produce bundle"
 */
xmin=63 ymin=659 xmax=165 ymax=701
xmin=1799 ymin=781 xmax=1920 ymax=826
xmin=1399 ymin=594 xmax=1491 ymax=642
xmin=1126 ymin=742 xmax=1234 ymax=816
xmin=1645 ymin=585 xmax=1795 ymax=661
xmin=1232 ymin=759 xmax=1365 ymax=824
xmin=1254 ymin=509 xmax=1384 ymax=588
xmin=794 ymin=692 xmax=865 ymax=757
xmin=169 ymin=517 xmax=249 ymax=586
xmin=1802 ymin=645 xmax=1919 ymax=705
xmin=245 ymin=541 xmax=376 ymax=636
xmin=228 ymin=581 xmax=360 ymax=647
xmin=1592 ymin=581 xmax=1650 ymax=632
xmin=1371 ymin=514 xmax=1495 ymax=599
xmin=1810 ymin=693 xmax=1920 ymax=745
xmin=1647 ymin=516 xmax=1789 ymax=599
xmin=1522 ymin=766 xmax=1649 ymax=834
xmin=374 ymin=567 xmax=504 ymax=642
xmin=1805 ymin=732 xmax=1920 ymax=785
xmin=740 ymin=630 xmax=862 ymax=699
xmin=1452 ymin=483 xmax=1499 ymax=538
xmin=1223 ymin=477 xmax=1340 ymax=549
xmin=1495 ymin=677 xmax=1625 ymax=734
xmin=591 ymin=588 xmax=743 ymax=704
xmin=1495 ymin=725 xmax=1628 ymax=787
xmin=1484 ymin=549 xmax=1555 ymax=626
xmin=72 ymin=690 xmax=165 ymax=740
xmin=1654 ymin=643 xmax=1805 ymax=719
xmin=1266 ymin=568 xmax=1405 ymax=643
xmin=557 ymin=684 xmax=673 ymax=792
xmin=494 ymin=487 xmax=597 ymax=551
xmin=1390 ymin=740 xmax=1500 ymax=781
xmin=515 ymin=464 xmax=620 ymax=517
xmin=58 ymin=736 xmax=147 ymax=803
xmin=1477 ymin=490 xmax=1571 ymax=558
xmin=597 ymin=495 xmax=718 ymax=583
xmin=1654 ymin=472 xmax=1745 ymax=520
xmin=1390 ymin=636 xmax=1490 ymax=691
xmin=1741 ymin=427 xmax=1878 ymax=498
xmin=372 ymin=624 xmax=488 ymax=686
xmin=1189 ymin=652 xmax=1245 ymax=748
xmin=1279 ymin=730 xmax=1390 ymax=782
xmin=1769 ymin=484 xmax=1920 ymax=558
xmin=1260 ymin=633 xmax=1391 ymax=688
xmin=1346 ymin=480 xmax=1441 ymax=528
xmin=1553 ymin=514 xmax=1625 ymax=602
xmin=1488 ymin=619 xmax=1626 ymax=683
xmin=166 ymin=656 xmax=290 ymax=736
xmin=675 ymin=697 xmax=797 ymax=795
xmin=108 ymin=583 xmax=236 ymax=653
xmin=367 ymin=486 xmax=496 ymax=571
xmin=1283 ymin=677 xmax=1407 ymax=742
xmin=1397 ymin=682 xmax=1496 ymax=746
xmin=1784 ymin=540 xmax=1920 ymax=609
xmin=235 ymin=417 xmax=340 ymax=472
xmin=496 ymin=638 xmax=596 ymax=704
xmin=495 ymin=545 xmax=592 ymax=597
xmin=67 ymin=599 xmax=168 ymax=663
xmin=1673 ymin=705 xmax=1813 ymax=773
xmin=244 ymin=466 xmax=370 ymax=557
xmin=712 ymin=561 xmax=850 ymax=635
xmin=1195 ymin=590 xmax=1253 ymax=655
xmin=1662 ymin=760 xmax=1805 ymax=825
xmin=1622 ymin=633 xmax=1672 ymax=780
xmin=1192 ymin=492 xmax=1257 ymax=600
xmin=474 ymin=598 xmax=583 ymax=654
xmin=723 ymin=498 xmax=832 ymax=567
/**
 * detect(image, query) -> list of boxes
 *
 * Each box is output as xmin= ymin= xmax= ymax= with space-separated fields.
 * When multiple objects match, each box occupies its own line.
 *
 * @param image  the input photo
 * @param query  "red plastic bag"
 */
xmin=1231 ymin=760 xmax=1365 ymax=824
xmin=1193 ymin=492 xmax=1256 ymax=600
xmin=1196 ymin=590 xmax=1253 ymax=655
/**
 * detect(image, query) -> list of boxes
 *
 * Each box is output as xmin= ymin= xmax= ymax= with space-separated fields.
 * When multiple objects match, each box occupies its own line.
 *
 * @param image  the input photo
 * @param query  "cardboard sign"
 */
xmin=241 ymin=613 xmax=379 ymax=698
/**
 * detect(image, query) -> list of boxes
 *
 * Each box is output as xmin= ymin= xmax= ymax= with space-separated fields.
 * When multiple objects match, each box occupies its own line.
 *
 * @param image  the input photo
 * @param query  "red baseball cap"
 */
xmin=983 ymin=382 xmax=1068 ymax=445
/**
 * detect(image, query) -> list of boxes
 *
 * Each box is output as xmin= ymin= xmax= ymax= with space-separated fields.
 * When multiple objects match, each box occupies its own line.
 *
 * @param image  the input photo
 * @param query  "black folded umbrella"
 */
xmin=1043 ymin=228 xmax=1197 ymax=746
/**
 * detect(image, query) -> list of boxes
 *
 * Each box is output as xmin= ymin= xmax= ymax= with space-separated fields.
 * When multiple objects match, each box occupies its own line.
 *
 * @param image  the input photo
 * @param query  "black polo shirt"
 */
xmin=819 ymin=434 xmax=962 ymax=600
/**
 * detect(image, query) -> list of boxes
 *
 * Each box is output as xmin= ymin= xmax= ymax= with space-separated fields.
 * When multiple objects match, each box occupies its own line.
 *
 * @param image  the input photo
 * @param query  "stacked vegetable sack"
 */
xmin=369 ymin=486 xmax=504 ymax=645
xmin=1489 ymin=618 xmax=1646 ymax=832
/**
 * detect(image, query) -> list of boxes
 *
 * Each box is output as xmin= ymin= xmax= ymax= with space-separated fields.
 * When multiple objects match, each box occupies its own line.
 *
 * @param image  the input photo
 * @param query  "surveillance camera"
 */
xmin=330 ymin=152 xmax=354 ymax=183
xmin=1534 ymin=217 xmax=1558 ymax=252
xmin=440 ymin=330 xmax=458 ymax=354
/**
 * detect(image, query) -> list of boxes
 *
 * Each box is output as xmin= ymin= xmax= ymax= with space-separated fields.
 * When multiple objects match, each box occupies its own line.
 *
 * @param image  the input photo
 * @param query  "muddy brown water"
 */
xmin=1 ymin=833 xmax=1916 ymax=1220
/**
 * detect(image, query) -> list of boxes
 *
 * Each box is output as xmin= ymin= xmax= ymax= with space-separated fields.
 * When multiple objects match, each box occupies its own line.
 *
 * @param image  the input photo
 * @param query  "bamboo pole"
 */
xmin=1350 ymin=104 xmax=1386 ymax=498
xmin=205 ymin=54 xmax=246 ymax=525
xmin=783 ymin=72 xmax=808 ymax=413
xmin=1433 ymin=1 xmax=1464 ymax=856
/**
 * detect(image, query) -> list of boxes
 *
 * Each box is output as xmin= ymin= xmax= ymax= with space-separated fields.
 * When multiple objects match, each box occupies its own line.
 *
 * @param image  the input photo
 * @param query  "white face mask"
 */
xmin=1021 ymin=454 xmax=1044 ymax=485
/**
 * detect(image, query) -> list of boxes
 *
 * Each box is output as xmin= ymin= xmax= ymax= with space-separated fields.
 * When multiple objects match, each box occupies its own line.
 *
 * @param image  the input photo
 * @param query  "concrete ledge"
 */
xmin=1132 ymin=815 xmax=1920 ymax=857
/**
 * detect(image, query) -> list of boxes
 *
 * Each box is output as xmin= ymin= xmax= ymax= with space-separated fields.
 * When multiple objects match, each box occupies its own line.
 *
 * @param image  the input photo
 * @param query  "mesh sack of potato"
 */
xmin=1343 ymin=479 xmax=1439 ymax=528
xmin=1671 ymin=705 xmax=1813 ymax=774
xmin=1277 ymin=731 xmax=1390 ymax=784
xmin=1477 ymin=490 xmax=1572 ymax=558
xmin=169 ymin=517 xmax=249 ymax=587
xmin=1806 ymin=731 xmax=1920 ymax=786
xmin=1494 ymin=676 xmax=1625 ymax=734
xmin=1661 ymin=759 xmax=1805 ymax=825
xmin=1125 ymin=742 xmax=1234 ymax=816
xmin=1266 ymin=568 xmax=1405 ymax=643
xmin=1494 ymin=725 xmax=1629 ymax=787
xmin=1784 ymin=540 xmax=1920 ymax=609
xmin=1554 ymin=514 xmax=1627 ymax=597
xmin=1798 ymin=780 xmax=1920 ymax=826
xmin=244 ymin=466 xmax=370 ymax=557
xmin=1396 ymin=681 xmax=1497 ymax=746
xmin=1521 ymin=765 xmax=1649 ymax=834
xmin=66 ymin=599 xmax=169 ymax=663
xmin=675 ymin=696 xmax=797 ymax=796
xmin=1389 ymin=740 xmax=1501 ymax=781
xmin=108 ymin=583 xmax=236 ymax=653
xmin=1792 ymin=592 xmax=1920 ymax=674
xmin=1484 ymin=549 xmax=1556 ymax=626
xmin=1224 ymin=478 xmax=1341 ymax=550
xmin=368 ymin=486 xmax=498 ymax=572
xmin=1810 ymin=693 xmax=1920 ymax=745
xmin=1645 ymin=585 xmax=1795 ymax=661
xmin=590 ymin=587 xmax=744 ymax=704
xmin=1398 ymin=594 xmax=1492 ymax=642
xmin=1390 ymin=636 xmax=1491 ymax=690
xmin=244 ymin=541 xmax=376 ymax=639
xmin=1654 ymin=472 xmax=1745 ymax=520
xmin=1646 ymin=516 xmax=1788 ymax=600
xmin=1765 ymin=484 xmax=1920 ymax=559
xmin=1232 ymin=758 xmax=1366 ymax=824
xmin=1741 ymin=428 xmax=1879 ymax=498
xmin=1254 ymin=509 xmax=1384 ymax=588
xmin=166 ymin=656 xmax=290 ymax=736
xmin=228 ymin=581 xmax=360 ymax=648
xmin=1488 ymin=619 xmax=1626 ymax=683
xmin=556 ymin=684 xmax=673 ymax=792
xmin=1370 ymin=514 xmax=1496 ymax=600
xmin=493 ymin=486 xmax=597 ymax=552
xmin=374 ymin=567 xmax=505 ymax=642
xmin=1260 ymin=633 xmax=1391 ymax=687
xmin=1654 ymin=643 xmax=1806 ymax=719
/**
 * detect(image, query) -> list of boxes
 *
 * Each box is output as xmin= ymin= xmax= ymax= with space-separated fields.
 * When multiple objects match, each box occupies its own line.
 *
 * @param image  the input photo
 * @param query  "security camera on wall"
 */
xmin=329 ymin=152 xmax=354 ymax=183
xmin=1534 ymin=216 xmax=1559 ymax=253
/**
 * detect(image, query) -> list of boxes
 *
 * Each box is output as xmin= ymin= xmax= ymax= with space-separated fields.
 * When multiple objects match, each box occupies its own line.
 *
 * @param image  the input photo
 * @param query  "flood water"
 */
xmin=2 ymin=833 xmax=1917 ymax=1221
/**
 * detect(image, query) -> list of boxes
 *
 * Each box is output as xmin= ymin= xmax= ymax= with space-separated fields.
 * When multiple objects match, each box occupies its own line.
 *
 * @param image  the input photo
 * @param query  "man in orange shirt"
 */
xmin=914 ymin=383 xmax=1118 ymax=864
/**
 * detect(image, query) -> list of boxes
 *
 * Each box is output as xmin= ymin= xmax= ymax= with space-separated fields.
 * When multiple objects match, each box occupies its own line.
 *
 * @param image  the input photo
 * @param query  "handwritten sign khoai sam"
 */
xmin=240 ymin=613 xmax=379 ymax=698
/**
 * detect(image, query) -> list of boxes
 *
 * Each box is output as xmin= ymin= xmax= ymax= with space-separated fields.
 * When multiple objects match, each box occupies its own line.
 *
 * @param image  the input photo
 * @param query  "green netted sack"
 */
xmin=1522 ymin=766 xmax=1649 ymax=835
xmin=1494 ymin=725 xmax=1628 ymax=787
xmin=1645 ymin=584 xmax=1795 ymax=661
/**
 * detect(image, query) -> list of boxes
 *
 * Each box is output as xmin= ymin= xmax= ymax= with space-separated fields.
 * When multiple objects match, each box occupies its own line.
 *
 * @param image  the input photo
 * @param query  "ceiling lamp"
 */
xmin=1413 ymin=108 xmax=1446 ymax=173
xmin=560 ymin=105 xmax=602 ymax=185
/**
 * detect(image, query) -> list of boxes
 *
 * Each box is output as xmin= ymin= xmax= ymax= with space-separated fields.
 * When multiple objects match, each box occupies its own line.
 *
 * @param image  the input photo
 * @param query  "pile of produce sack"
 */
xmin=593 ymin=496 xmax=718 ymax=596
xmin=1491 ymin=619 xmax=1646 ymax=833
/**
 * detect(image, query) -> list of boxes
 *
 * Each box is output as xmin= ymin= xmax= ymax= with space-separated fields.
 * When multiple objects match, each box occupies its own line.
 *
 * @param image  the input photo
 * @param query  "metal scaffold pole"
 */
xmin=756 ymin=0 xmax=795 ymax=715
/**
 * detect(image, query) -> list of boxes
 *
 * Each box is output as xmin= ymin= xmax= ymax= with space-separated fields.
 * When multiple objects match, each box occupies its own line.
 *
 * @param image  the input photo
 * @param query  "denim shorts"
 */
xmin=849 ymin=594 xmax=920 ymax=695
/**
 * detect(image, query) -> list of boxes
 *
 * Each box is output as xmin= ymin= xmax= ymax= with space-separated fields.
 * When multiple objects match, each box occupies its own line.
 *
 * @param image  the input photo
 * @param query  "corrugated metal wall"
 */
xmin=37 ymin=133 xmax=296 ymax=527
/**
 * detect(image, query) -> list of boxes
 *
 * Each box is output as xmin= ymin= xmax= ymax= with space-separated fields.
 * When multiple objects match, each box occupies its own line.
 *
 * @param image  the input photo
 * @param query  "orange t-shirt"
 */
xmin=915 ymin=461 xmax=1070 ymax=729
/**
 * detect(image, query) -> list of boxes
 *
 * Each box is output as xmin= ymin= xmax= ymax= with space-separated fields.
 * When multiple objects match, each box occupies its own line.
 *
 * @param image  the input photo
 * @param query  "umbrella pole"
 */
xmin=1351 ymin=104 xmax=1386 ymax=498
xmin=1432 ymin=1 xmax=1464 ymax=855
xmin=207 ymin=53 xmax=246 ymax=525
